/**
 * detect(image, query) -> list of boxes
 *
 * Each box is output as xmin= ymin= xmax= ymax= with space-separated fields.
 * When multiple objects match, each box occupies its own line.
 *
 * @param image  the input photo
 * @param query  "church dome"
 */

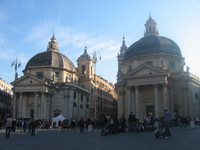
xmin=25 ymin=35 xmax=76 ymax=72
xmin=123 ymin=35 xmax=182 ymax=61
xmin=123 ymin=16 xmax=182 ymax=61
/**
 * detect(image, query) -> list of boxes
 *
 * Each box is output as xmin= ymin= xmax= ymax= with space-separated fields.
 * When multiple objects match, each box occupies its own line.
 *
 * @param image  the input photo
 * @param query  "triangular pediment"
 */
xmin=11 ymin=73 xmax=46 ymax=86
xmin=124 ymin=63 xmax=167 ymax=78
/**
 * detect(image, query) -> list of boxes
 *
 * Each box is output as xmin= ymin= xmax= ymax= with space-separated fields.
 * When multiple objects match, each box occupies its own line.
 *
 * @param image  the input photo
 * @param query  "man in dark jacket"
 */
xmin=128 ymin=112 xmax=136 ymax=132
xmin=79 ymin=118 xmax=84 ymax=133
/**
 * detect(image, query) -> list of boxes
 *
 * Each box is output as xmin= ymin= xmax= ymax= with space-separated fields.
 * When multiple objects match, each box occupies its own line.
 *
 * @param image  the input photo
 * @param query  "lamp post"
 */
xmin=11 ymin=58 xmax=21 ymax=119
xmin=92 ymin=51 xmax=101 ymax=120
xmin=11 ymin=58 xmax=21 ymax=80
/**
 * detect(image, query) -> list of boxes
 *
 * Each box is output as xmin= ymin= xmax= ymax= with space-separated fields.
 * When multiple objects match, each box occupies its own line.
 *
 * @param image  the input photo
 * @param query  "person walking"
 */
xmin=12 ymin=119 xmax=16 ymax=132
xmin=164 ymin=109 xmax=172 ymax=138
xmin=79 ymin=117 xmax=84 ymax=133
xmin=128 ymin=112 xmax=136 ymax=132
xmin=71 ymin=119 xmax=76 ymax=132
xmin=58 ymin=120 xmax=62 ymax=133
xmin=5 ymin=115 xmax=12 ymax=139
xmin=30 ymin=119 xmax=37 ymax=136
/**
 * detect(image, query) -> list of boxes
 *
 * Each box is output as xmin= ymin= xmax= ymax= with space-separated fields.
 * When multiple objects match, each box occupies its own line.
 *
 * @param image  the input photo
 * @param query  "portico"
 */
xmin=125 ymin=83 xmax=170 ymax=119
xmin=14 ymin=91 xmax=50 ymax=120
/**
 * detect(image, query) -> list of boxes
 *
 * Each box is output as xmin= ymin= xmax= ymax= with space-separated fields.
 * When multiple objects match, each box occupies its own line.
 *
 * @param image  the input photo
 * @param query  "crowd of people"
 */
xmin=1 ymin=109 xmax=200 ymax=139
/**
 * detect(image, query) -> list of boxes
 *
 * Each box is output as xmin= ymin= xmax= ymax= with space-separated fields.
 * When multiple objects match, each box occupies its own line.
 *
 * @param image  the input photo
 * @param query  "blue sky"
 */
xmin=0 ymin=0 xmax=200 ymax=85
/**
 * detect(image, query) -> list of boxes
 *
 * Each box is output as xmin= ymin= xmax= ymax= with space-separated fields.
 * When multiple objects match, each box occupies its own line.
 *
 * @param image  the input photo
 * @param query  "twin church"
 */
xmin=116 ymin=16 xmax=200 ymax=119
xmin=12 ymin=16 xmax=200 ymax=121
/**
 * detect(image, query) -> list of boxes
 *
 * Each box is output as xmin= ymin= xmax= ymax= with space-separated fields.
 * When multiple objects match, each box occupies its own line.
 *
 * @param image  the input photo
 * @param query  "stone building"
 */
xmin=12 ymin=35 xmax=117 ymax=121
xmin=0 ymin=77 xmax=12 ymax=119
xmin=77 ymin=47 xmax=118 ymax=120
xmin=116 ymin=16 xmax=200 ymax=120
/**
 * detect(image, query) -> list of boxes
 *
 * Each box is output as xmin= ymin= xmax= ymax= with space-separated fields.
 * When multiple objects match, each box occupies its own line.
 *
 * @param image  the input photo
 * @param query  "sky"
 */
xmin=0 ymin=0 xmax=200 ymax=85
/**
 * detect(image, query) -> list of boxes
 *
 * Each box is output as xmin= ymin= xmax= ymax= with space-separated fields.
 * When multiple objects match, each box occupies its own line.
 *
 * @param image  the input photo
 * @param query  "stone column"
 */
xmin=127 ymin=86 xmax=131 ymax=116
xmin=169 ymin=88 xmax=174 ymax=116
xmin=34 ymin=92 xmax=38 ymax=119
xmin=135 ymin=86 xmax=140 ymax=119
xmin=44 ymin=94 xmax=47 ymax=120
xmin=41 ymin=92 xmax=46 ymax=120
xmin=68 ymin=90 xmax=73 ymax=119
xmin=163 ymin=84 xmax=169 ymax=110
xmin=64 ymin=90 xmax=69 ymax=118
xmin=13 ymin=94 xmax=17 ymax=119
xmin=117 ymin=86 xmax=125 ymax=119
xmin=18 ymin=92 xmax=23 ymax=118
xmin=49 ymin=95 xmax=53 ymax=121
xmin=154 ymin=84 xmax=159 ymax=118
xmin=22 ymin=94 xmax=26 ymax=117
xmin=131 ymin=89 xmax=136 ymax=115
xmin=182 ymin=87 xmax=188 ymax=115
xmin=118 ymin=92 xmax=123 ymax=119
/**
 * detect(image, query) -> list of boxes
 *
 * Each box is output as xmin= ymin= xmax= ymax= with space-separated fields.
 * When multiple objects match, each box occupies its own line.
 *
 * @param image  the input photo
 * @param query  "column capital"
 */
xmin=126 ymin=86 xmax=131 ymax=90
xmin=162 ymin=83 xmax=168 ymax=87
xmin=153 ymin=84 xmax=159 ymax=88
xmin=34 ymin=92 xmax=39 ymax=97
xmin=134 ymin=85 xmax=139 ymax=89
xmin=119 ymin=92 xmax=125 ymax=95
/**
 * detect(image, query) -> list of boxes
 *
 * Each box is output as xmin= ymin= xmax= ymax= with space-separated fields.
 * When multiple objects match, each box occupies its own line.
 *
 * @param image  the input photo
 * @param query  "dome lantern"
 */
xmin=47 ymin=33 xmax=59 ymax=52
xmin=144 ymin=15 xmax=159 ymax=37
xmin=123 ymin=16 xmax=182 ymax=62
xmin=25 ymin=35 xmax=76 ymax=72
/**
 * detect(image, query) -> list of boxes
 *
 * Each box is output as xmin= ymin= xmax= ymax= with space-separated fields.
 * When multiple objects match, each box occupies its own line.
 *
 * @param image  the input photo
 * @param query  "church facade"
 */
xmin=12 ymin=35 xmax=117 ymax=121
xmin=116 ymin=16 xmax=200 ymax=120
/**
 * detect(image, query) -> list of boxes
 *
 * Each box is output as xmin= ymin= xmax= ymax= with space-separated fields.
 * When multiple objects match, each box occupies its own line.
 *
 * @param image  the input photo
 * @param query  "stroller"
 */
xmin=154 ymin=120 xmax=167 ymax=138
xmin=100 ymin=127 xmax=109 ymax=136
xmin=100 ymin=122 xmax=112 ymax=136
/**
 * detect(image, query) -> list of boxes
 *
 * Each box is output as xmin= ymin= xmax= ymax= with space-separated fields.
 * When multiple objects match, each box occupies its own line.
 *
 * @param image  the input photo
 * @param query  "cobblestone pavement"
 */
xmin=0 ymin=126 xmax=200 ymax=150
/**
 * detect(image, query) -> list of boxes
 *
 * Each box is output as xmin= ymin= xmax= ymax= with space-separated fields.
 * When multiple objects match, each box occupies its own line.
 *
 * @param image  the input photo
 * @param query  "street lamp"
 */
xmin=11 ymin=58 xmax=21 ymax=119
xmin=11 ymin=58 xmax=21 ymax=80
xmin=92 ymin=51 xmax=101 ymax=120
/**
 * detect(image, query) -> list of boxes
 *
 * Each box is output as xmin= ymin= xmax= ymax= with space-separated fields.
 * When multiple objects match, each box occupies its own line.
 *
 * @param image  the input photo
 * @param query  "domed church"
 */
xmin=116 ymin=16 xmax=200 ymax=120
xmin=12 ymin=35 xmax=117 ymax=121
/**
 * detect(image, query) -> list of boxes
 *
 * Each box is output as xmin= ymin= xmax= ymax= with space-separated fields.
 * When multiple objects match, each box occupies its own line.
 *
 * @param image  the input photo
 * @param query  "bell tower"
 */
xmin=77 ymin=47 xmax=95 ymax=86
xmin=117 ymin=36 xmax=127 ymax=81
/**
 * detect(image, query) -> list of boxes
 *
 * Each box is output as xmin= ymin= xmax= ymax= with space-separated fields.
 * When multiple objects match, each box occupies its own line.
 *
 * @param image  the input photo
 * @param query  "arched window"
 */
xmin=86 ymin=104 xmax=89 ymax=109
xmin=91 ymin=66 xmax=93 ymax=75
xmin=73 ymin=102 xmax=77 ymax=107
xmin=80 ymin=104 xmax=83 ymax=109
xmin=195 ymin=92 xmax=199 ymax=99
xmin=81 ymin=65 xmax=86 ymax=75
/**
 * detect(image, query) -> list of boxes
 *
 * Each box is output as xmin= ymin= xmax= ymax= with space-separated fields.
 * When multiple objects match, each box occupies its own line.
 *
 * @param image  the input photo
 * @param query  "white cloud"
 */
xmin=24 ymin=20 xmax=121 ymax=61
xmin=0 ymin=47 xmax=29 ymax=64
